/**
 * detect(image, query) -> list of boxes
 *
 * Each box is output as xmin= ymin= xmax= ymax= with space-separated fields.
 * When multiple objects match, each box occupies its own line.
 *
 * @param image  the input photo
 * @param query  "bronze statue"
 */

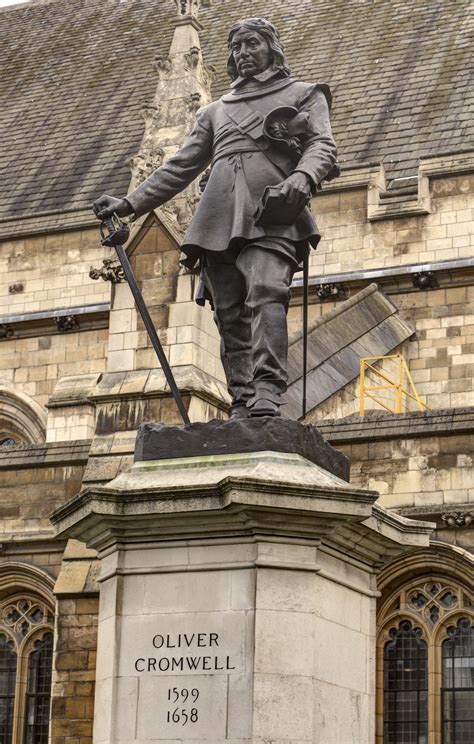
xmin=94 ymin=18 xmax=338 ymax=418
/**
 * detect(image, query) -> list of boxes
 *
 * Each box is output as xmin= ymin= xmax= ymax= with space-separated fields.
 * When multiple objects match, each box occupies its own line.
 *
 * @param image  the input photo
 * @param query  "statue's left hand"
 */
xmin=278 ymin=172 xmax=312 ymax=211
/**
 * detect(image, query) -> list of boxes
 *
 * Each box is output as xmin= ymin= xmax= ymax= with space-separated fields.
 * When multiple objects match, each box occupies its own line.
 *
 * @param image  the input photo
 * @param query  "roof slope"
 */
xmin=0 ymin=0 xmax=472 ymax=222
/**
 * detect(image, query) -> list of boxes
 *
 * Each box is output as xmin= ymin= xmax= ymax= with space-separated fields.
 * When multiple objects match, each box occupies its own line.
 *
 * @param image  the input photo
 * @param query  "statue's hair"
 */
xmin=226 ymin=18 xmax=291 ymax=80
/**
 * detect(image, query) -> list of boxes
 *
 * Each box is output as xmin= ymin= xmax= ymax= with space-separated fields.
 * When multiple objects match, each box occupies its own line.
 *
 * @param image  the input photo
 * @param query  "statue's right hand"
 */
xmin=92 ymin=195 xmax=133 ymax=221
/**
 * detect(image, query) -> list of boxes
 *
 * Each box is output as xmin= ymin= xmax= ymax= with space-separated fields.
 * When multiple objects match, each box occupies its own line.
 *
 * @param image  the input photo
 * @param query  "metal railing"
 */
xmin=359 ymin=354 xmax=431 ymax=416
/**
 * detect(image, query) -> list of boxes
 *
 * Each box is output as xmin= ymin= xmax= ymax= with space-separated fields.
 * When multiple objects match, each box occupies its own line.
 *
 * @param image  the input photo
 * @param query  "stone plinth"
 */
xmin=51 ymin=422 xmax=433 ymax=744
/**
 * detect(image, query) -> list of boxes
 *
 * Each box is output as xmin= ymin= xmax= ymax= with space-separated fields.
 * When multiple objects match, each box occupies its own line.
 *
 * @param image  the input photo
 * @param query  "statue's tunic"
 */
xmin=126 ymin=73 xmax=337 ymax=269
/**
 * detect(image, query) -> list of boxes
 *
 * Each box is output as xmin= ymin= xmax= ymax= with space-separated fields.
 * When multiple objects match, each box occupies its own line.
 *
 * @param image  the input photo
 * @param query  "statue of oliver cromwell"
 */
xmin=94 ymin=18 xmax=338 ymax=419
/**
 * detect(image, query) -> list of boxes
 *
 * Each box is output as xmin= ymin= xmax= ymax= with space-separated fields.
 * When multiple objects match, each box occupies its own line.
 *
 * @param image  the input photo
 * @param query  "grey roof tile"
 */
xmin=0 ymin=0 xmax=472 ymax=222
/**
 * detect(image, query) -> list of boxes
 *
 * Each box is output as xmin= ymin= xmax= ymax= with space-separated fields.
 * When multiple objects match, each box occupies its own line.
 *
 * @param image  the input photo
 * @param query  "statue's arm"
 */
xmin=291 ymin=85 xmax=337 ymax=189
xmin=125 ymin=108 xmax=213 ymax=219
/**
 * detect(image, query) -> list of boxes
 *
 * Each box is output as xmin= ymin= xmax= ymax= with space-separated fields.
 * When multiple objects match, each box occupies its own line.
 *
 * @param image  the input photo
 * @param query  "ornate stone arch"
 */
xmin=376 ymin=544 xmax=474 ymax=744
xmin=0 ymin=386 xmax=46 ymax=444
xmin=0 ymin=563 xmax=55 ymax=744
xmin=0 ymin=562 xmax=55 ymax=604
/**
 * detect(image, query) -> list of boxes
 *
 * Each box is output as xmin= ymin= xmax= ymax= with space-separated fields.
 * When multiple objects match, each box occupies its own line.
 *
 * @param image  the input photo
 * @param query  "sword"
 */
xmin=100 ymin=213 xmax=191 ymax=426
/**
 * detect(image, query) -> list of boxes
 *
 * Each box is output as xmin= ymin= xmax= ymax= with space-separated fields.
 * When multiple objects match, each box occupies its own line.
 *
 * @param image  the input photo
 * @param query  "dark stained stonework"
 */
xmin=134 ymin=417 xmax=350 ymax=482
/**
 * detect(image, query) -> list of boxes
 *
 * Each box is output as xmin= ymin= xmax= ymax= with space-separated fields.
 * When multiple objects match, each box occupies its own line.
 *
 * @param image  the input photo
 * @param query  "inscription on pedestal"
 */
xmin=126 ymin=620 xmax=246 ymax=739
xmin=134 ymin=631 xmax=236 ymax=674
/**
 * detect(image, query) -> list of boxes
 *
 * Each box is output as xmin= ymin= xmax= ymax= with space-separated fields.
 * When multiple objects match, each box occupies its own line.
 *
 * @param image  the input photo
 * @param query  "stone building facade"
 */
xmin=0 ymin=0 xmax=472 ymax=743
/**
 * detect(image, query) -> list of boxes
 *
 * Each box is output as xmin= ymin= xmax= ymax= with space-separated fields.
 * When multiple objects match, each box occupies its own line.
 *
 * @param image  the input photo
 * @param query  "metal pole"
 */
xmin=302 ymin=252 xmax=309 ymax=419
xmin=104 ymin=218 xmax=191 ymax=426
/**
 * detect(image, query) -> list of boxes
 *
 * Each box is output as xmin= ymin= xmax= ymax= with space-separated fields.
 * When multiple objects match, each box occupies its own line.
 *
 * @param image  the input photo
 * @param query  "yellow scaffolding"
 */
xmin=359 ymin=354 xmax=432 ymax=416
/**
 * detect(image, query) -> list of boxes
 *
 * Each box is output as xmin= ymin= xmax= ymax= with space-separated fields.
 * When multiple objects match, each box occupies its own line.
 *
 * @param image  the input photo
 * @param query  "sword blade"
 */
xmin=114 ymin=243 xmax=191 ymax=426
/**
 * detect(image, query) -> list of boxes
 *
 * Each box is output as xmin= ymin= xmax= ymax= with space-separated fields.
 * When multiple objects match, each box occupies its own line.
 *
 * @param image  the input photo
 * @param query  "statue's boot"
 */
xmin=236 ymin=248 xmax=294 ymax=417
xmin=204 ymin=263 xmax=254 ymax=417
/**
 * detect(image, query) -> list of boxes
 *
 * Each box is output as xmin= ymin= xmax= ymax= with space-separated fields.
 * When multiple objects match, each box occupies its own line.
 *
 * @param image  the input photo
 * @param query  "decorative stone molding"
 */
xmin=412 ymin=270 xmax=439 ymax=290
xmin=55 ymin=315 xmax=80 ymax=332
xmin=185 ymin=91 xmax=202 ymax=113
xmin=316 ymin=282 xmax=348 ymax=301
xmin=89 ymin=257 xmax=125 ymax=284
xmin=153 ymin=55 xmax=171 ymax=76
xmin=441 ymin=511 xmax=473 ymax=528
xmin=184 ymin=45 xmax=200 ymax=68
xmin=0 ymin=385 xmax=47 ymax=444
xmin=0 ymin=324 xmax=13 ymax=339
xmin=322 ymin=152 xmax=474 ymax=221
xmin=128 ymin=0 xmax=212 ymax=229
xmin=0 ymin=303 xmax=109 ymax=340
xmin=0 ymin=563 xmax=55 ymax=603
xmin=292 ymin=257 xmax=474 ymax=303
xmin=176 ymin=0 xmax=200 ymax=16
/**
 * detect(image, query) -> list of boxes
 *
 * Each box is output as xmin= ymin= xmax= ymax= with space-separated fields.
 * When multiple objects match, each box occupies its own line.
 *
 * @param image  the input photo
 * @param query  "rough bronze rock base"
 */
xmin=135 ymin=417 xmax=350 ymax=482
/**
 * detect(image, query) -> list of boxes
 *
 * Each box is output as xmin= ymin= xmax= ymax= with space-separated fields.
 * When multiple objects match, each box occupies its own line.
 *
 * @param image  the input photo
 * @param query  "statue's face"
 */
xmin=230 ymin=29 xmax=272 ymax=78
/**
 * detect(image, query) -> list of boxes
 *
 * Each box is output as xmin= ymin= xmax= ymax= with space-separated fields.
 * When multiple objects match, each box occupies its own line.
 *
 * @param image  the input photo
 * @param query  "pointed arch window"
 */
xmin=0 ymin=634 xmax=17 ymax=743
xmin=377 ymin=574 xmax=474 ymax=744
xmin=441 ymin=618 xmax=474 ymax=744
xmin=0 ymin=596 xmax=54 ymax=744
xmin=384 ymin=620 xmax=428 ymax=743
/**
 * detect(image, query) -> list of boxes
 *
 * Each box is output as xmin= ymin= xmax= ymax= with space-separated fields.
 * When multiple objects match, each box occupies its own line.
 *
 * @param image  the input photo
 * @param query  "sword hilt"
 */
xmin=100 ymin=213 xmax=130 ymax=247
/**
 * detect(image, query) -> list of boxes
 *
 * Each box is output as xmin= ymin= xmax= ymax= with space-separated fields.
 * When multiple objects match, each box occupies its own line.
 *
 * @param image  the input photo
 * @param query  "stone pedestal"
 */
xmin=52 ymin=422 xmax=432 ymax=744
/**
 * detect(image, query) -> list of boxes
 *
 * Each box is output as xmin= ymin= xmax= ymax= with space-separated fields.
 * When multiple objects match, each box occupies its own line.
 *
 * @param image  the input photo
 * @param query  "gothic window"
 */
xmin=0 ymin=595 xmax=54 ymax=744
xmin=24 ymin=634 xmax=54 ymax=744
xmin=377 ymin=573 xmax=474 ymax=744
xmin=0 ymin=634 xmax=17 ymax=743
xmin=441 ymin=618 xmax=474 ymax=744
xmin=383 ymin=620 xmax=428 ymax=743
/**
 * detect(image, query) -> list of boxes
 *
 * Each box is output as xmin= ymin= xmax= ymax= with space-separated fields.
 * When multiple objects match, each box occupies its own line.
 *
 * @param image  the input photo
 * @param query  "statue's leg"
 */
xmin=203 ymin=255 xmax=253 ymax=418
xmin=236 ymin=244 xmax=294 ymax=416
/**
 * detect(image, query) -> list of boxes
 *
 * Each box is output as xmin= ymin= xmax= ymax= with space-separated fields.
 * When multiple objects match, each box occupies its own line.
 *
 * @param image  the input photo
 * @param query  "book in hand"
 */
xmin=254 ymin=185 xmax=306 ymax=227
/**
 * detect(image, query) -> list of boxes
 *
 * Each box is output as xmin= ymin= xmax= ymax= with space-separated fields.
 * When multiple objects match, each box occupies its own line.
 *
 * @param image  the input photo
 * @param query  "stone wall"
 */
xmin=0 ymin=227 xmax=110 ymax=316
xmin=319 ymin=411 xmax=474 ymax=552
xmin=50 ymin=596 xmax=99 ymax=744
xmin=0 ymin=330 xmax=108 ymax=408
xmin=310 ymin=174 xmax=473 ymax=275
xmin=0 ymin=442 xmax=89 ymax=536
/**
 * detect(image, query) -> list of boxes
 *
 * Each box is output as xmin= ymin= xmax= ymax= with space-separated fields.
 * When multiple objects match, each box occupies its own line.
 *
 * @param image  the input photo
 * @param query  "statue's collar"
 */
xmin=230 ymin=68 xmax=282 ymax=89
xmin=222 ymin=74 xmax=294 ymax=102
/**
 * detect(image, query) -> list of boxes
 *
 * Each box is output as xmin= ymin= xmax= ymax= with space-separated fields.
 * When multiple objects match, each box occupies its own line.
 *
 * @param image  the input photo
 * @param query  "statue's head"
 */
xmin=227 ymin=18 xmax=291 ymax=81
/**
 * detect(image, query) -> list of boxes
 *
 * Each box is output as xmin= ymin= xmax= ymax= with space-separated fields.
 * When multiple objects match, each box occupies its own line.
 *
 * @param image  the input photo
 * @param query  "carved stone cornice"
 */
xmin=0 ymin=324 xmax=13 ymax=339
xmin=315 ymin=282 xmax=348 ymax=302
xmin=441 ymin=511 xmax=473 ymax=529
xmin=55 ymin=315 xmax=80 ymax=332
xmin=0 ymin=304 xmax=109 ymax=340
xmin=412 ymin=270 xmax=439 ymax=290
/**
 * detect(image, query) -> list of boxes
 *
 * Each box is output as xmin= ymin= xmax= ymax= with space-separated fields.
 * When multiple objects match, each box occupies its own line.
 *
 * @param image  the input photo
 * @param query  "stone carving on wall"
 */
xmin=55 ymin=315 xmax=79 ymax=332
xmin=89 ymin=258 xmax=125 ymax=284
xmin=153 ymin=55 xmax=172 ymax=77
xmin=129 ymin=149 xmax=165 ymax=188
xmin=185 ymin=46 xmax=200 ymax=69
xmin=0 ymin=324 xmax=13 ymax=339
xmin=412 ymin=270 xmax=439 ymax=289
xmin=186 ymin=91 xmax=202 ymax=113
xmin=316 ymin=282 xmax=348 ymax=301
xmin=176 ymin=0 xmax=200 ymax=16
xmin=441 ymin=511 xmax=473 ymax=528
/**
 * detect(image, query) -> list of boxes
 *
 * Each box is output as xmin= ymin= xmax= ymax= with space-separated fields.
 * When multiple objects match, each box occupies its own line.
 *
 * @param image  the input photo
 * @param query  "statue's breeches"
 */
xmin=203 ymin=242 xmax=295 ymax=406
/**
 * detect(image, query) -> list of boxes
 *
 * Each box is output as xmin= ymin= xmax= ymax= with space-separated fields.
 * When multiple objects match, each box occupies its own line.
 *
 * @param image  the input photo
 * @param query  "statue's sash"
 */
xmin=219 ymin=98 xmax=295 ymax=176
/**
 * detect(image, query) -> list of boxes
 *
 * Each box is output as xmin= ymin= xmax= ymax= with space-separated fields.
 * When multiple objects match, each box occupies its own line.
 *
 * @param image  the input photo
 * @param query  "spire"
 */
xmin=128 ymin=0 xmax=214 ymax=232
